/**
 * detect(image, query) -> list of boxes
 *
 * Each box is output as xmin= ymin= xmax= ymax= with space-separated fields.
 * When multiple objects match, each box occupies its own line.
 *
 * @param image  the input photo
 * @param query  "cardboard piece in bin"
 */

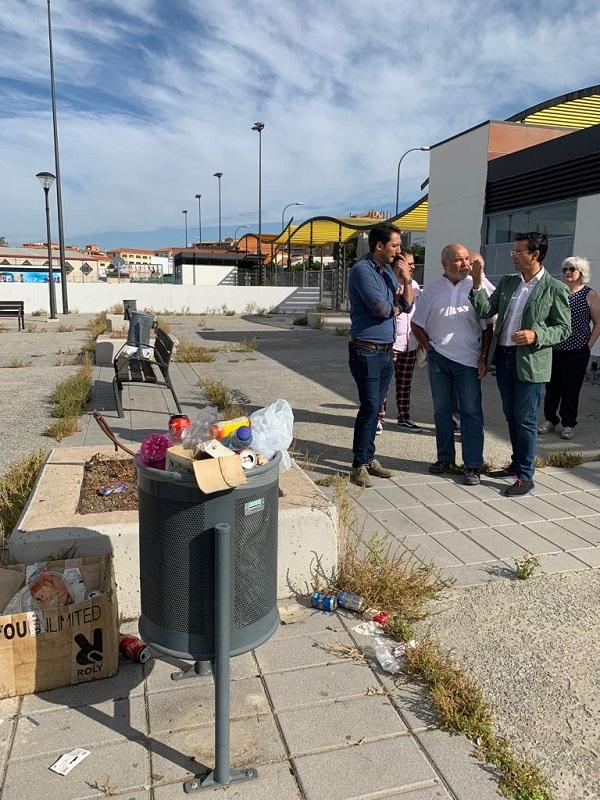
xmin=166 ymin=443 xmax=247 ymax=493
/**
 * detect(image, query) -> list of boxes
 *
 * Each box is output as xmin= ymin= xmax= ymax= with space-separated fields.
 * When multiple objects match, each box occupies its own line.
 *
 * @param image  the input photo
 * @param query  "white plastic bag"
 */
xmin=250 ymin=399 xmax=294 ymax=472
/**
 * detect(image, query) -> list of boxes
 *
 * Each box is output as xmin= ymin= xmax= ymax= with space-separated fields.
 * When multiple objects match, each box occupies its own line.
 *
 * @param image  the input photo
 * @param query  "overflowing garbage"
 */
xmin=137 ymin=399 xmax=294 ymax=494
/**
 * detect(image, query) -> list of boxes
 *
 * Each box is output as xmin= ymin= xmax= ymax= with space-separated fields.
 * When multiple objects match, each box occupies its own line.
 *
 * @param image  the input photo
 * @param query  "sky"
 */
xmin=1 ymin=0 xmax=600 ymax=249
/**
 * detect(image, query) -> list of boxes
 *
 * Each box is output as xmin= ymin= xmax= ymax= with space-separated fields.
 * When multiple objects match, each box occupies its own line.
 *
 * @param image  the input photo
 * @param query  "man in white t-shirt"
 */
xmin=411 ymin=244 xmax=492 ymax=485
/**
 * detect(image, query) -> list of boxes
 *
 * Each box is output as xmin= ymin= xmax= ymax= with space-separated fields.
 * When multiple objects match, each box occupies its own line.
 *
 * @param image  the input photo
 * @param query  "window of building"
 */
xmin=485 ymin=200 xmax=576 ymax=245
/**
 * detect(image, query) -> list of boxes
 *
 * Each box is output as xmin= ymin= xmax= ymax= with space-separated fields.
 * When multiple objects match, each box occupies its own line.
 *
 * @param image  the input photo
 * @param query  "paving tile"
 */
xmin=153 ymin=762 xmax=302 ymax=800
xmin=382 ymin=787 xmax=453 ymax=800
xmin=278 ymin=695 xmax=407 ymax=756
xmin=149 ymin=713 xmax=285 ymax=782
xmin=542 ymin=492 xmax=600 ymax=518
xmin=2 ymin=738 xmax=148 ymax=800
xmin=293 ymin=736 xmax=437 ymax=800
xmin=351 ymin=510 xmax=391 ymax=539
xmin=377 ymin=484 xmax=423 ymax=508
xmin=571 ymin=546 xmax=600 ymax=567
xmin=465 ymin=527 xmax=529 ymax=560
xmin=485 ymin=498 xmax=544 ymax=524
xmin=550 ymin=468 xmax=600 ymax=491
xmin=537 ymin=551 xmax=589 ymax=574
xmin=273 ymin=610 xmax=344 ymax=641
xmin=432 ymin=503 xmax=489 ymax=531
xmin=371 ymin=509 xmax=425 ymax=537
xmin=571 ymin=491 xmax=600 ymax=513
xmin=147 ymin=677 xmax=269 ymax=732
xmin=416 ymin=729 xmax=501 ymax=800
xmin=440 ymin=561 xmax=513 ymax=586
xmin=557 ymin=516 xmax=600 ymax=545
xmin=533 ymin=473 xmax=581 ymax=494
xmin=392 ymin=470 xmax=446 ymax=486
xmin=402 ymin=536 xmax=461 ymax=568
xmin=385 ymin=681 xmax=439 ymax=731
xmin=399 ymin=506 xmax=456 ymax=534
xmin=432 ymin=531 xmax=495 ymax=564
xmin=11 ymin=695 xmax=146 ymax=757
xmin=524 ymin=521 xmax=593 ymax=550
xmin=461 ymin=501 xmax=514 ymax=527
xmin=431 ymin=481 xmax=481 ymax=504
xmin=456 ymin=480 xmax=502 ymax=500
xmin=402 ymin=484 xmax=451 ymax=506
xmin=355 ymin=489 xmax=395 ymax=513
xmin=510 ymin=495 xmax=569 ymax=520
xmin=499 ymin=525 xmax=560 ymax=555
xmin=144 ymin=652 xmax=256 ymax=694
xmin=264 ymin=662 xmax=376 ymax=711
xmin=255 ymin=629 xmax=354 ymax=674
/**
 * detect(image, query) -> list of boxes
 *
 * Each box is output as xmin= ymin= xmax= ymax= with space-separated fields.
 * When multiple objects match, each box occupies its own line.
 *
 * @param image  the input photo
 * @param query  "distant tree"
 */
xmin=0 ymin=236 xmax=7 ymax=247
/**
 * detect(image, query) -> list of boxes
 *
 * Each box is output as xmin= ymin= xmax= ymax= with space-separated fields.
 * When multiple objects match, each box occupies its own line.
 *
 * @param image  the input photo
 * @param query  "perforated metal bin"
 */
xmin=136 ymin=452 xmax=281 ymax=660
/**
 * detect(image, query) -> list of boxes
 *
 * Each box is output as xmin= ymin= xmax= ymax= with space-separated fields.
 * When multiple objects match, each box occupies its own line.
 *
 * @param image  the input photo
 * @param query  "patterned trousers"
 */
xmin=379 ymin=349 xmax=418 ymax=422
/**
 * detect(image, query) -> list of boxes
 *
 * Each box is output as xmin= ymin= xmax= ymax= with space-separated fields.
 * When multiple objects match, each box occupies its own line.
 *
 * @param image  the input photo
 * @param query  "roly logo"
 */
xmin=74 ymin=628 xmax=103 ymax=665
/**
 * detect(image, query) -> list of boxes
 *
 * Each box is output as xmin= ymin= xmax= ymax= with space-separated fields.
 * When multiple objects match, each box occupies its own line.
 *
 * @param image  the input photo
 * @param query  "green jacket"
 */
xmin=472 ymin=271 xmax=571 ymax=383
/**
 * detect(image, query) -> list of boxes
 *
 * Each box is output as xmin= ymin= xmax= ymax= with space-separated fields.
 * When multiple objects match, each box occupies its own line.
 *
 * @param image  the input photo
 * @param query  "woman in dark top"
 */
xmin=539 ymin=256 xmax=600 ymax=439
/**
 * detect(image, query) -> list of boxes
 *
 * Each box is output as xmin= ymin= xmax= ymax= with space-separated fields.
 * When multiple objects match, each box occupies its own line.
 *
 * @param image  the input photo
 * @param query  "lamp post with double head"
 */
xmin=251 ymin=122 xmax=265 ymax=283
xmin=395 ymin=146 xmax=430 ymax=216
xmin=182 ymin=209 xmax=188 ymax=248
xmin=281 ymin=201 xmax=303 ymax=231
xmin=213 ymin=172 xmax=223 ymax=247
xmin=36 ymin=171 xmax=58 ymax=320
xmin=194 ymin=194 xmax=202 ymax=244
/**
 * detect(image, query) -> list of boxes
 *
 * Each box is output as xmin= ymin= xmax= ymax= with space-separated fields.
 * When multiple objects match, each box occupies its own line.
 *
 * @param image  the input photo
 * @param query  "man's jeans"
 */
xmin=349 ymin=342 xmax=394 ymax=467
xmin=495 ymin=347 xmax=543 ymax=481
xmin=427 ymin=350 xmax=484 ymax=469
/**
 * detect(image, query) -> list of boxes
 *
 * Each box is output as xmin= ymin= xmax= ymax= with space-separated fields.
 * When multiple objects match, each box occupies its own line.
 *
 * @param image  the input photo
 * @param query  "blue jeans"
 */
xmin=427 ymin=350 xmax=484 ymax=469
xmin=349 ymin=343 xmax=394 ymax=467
xmin=495 ymin=347 xmax=543 ymax=481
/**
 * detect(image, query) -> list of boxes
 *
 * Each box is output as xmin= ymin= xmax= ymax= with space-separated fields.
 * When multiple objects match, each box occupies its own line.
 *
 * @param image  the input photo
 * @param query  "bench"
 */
xmin=0 ymin=301 xmax=25 ymax=330
xmin=112 ymin=328 xmax=182 ymax=418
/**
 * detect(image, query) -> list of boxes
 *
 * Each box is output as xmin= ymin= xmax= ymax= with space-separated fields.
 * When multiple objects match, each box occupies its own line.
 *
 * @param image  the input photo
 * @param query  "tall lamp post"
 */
xmin=395 ymin=146 xmax=429 ymax=216
xmin=182 ymin=209 xmax=188 ymax=247
xmin=251 ymin=122 xmax=265 ymax=283
xmin=46 ymin=0 xmax=68 ymax=314
xmin=213 ymin=172 xmax=223 ymax=247
xmin=36 ymin=171 xmax=58 ymax=320
xmin=281 ymin=201 xmax=303 ymax=231
xmin=194 ymin=193 xmax=202 ymax=244
xmin=233 ymin=224 xmax=249 ymax=248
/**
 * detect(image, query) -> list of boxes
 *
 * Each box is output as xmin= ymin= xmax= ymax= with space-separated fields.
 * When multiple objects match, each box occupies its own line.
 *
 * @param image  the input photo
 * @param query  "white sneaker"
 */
xmin=375 ymin=420 xmax=383 ymax=435
xmin=561 ymin=427 xmax=574 ymax=440
xmin=538 ymin=421 xmax=555 ymax=434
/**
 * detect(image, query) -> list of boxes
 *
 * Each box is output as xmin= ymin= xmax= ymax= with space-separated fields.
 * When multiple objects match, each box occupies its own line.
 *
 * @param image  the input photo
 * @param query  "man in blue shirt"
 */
xmin=348 ymin=223 xmax=413 ymax=487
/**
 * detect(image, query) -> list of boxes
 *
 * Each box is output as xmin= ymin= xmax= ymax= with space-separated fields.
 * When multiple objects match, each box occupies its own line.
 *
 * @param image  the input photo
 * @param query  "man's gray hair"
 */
xmin=562 ymin=256 xmax=591 ymax=283
xmin=441 ymin=243 xmax=465 ymax=263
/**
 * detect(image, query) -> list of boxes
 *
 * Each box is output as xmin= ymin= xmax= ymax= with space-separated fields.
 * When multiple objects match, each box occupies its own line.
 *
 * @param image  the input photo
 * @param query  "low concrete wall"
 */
xmin=10 ymin=446 xmax=338 ymax=618
xmin=0 ymin=283 xmax=318 ymax=314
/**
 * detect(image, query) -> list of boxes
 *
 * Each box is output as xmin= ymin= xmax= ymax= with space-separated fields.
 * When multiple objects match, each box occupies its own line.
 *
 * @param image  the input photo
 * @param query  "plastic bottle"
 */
xmin=226 ymin=425 xmax=253 ymax=452
xmin=209 ymin=416 xmax=251 ymax=441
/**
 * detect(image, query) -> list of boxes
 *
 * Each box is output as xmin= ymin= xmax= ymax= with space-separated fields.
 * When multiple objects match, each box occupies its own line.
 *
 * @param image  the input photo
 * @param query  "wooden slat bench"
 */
xmin=112 ymin=328 xmax=182 ymax=418
xmin=0 ymin=301 xmax=25 ymax=330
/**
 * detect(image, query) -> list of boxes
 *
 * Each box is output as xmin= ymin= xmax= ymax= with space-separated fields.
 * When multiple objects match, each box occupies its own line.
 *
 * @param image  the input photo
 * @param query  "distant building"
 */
xmin=0 ymin=246 xmax=109 ymax=282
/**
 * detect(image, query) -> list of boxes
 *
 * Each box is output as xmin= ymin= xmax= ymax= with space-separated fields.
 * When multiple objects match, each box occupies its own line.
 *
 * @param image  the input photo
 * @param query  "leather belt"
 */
xmin=350 ymin=338 xmax=393 ymax=352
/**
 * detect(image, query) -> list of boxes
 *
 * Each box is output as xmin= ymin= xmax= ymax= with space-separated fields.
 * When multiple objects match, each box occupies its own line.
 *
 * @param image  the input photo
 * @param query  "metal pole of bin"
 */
xmin=184 ymin=523 xmax=257 ymax=793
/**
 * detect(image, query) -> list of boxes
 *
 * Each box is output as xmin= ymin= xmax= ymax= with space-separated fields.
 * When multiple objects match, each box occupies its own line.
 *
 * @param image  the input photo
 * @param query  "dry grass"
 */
xmin=314 ymin=641 xmax=366 ymax=662
xmin=197 ymin=377 xmax=232 ymax=410
xmin=31 ymin=308 xmax=46 ymax=317
xmin=50 ymin=360 xmax=93 ymax=418
xmin=87 ymin=310 xmax=108 ymax=339
xmin=236 ymin=336 xmax=257 ymax=351
xmin=335 ymin=325 xmax=350 ymax=336
xmin=175 ymin=342 xmax=215 ymax=363
xmin=0 ymin=324 xmax=8 ymax=333
xmin=43 ymin=417 xmax=81 ymax=442
xmin=109 ymin=302 xmax=124 ymax=314
xmin=220 ymin=402 xmax=246 ymax=420
xmin=57 ymin=324 xmax=74 ymax=332
xmin=0 ymin=449 xmax=48 ymax=547
xmin=290 ymin=444 xmax=319 ymax=473
xmin=156 ymin=316 xmax=171 ymax=334
xmin=5 ymin=358 xmax=32 ymax=368
xmin=535 ymin=451 xmax=583 ymax=469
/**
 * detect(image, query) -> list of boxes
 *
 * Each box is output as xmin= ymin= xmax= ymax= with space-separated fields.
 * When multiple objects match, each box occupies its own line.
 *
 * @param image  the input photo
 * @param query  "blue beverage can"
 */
xmin=337 ymin=591 xmax=365 ymax=612
xmin=311 ymin=591 xmax=337 ymax=612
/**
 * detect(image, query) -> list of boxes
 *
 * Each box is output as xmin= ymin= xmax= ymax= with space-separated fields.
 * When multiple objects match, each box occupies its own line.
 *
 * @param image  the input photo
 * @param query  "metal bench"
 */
xmin=0 ymin=301 xmax=25 ymax=330
xmin=112 ymin=327 xmax=182 ymax=418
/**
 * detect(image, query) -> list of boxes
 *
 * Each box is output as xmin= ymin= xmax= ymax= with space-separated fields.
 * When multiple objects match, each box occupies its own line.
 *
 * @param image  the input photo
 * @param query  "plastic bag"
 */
xmin=182 ymin=406 xmax=218 ymax=452
xmin=250 ymin=399 xmax=294 ymax=472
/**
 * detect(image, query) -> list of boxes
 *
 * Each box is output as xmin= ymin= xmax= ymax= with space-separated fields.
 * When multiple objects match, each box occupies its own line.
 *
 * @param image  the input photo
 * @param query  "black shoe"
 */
xmin=504 ymin=478 xmax=534 ymax=497
xmin=464 ymin=468 xmax=481 ymax=486
xmin=428 ymin=460 xmax=454 ymax=475
xmin=488 ymin=464 xmax=517 ymax=478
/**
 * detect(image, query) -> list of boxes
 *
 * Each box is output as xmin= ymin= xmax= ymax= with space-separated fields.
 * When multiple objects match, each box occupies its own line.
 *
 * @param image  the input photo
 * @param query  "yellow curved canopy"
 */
xmin=507 ymin=86 xmax=600 ymax=129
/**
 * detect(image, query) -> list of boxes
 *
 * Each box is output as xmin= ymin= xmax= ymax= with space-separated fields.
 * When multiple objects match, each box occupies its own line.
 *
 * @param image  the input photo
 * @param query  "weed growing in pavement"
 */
xmin=293 ymin=315 xmax=307 ymax=326
xmin=175 ymin=342 xmax=215 ymax=363
xmin=156 ymin=316 xmax=171 ymax=334
xmin=109 ymin=302 xmax=124 ymax=314
xmin=315 ymin=473 xmax=344 ymax=487
xmin=198 ymin=377 xmax=232 ymax=410
xmin=0 ymin=449 xmax=47 ymax=553
xmin=0 ymin=324 xmax=8 ymax=333
xmin=220 ymin=402 xmax=246 ymax=420
xmin=43 ymin=417 xmax=81 ymax=442
xmin=335 ymin=325 xmax=350 ymax=336
xmin=87 ymin=310 xmax=108 ymax=339
xmin=5 ymin=358 xmax=32 ymax=368
xmin=290 ymin=443 xmax=319 ymax=473
xmin=31 ymin=308 xmax=46 ymax=317
xmin=243 ymin=302 xmax=258 ymax=314
xmin=221 ymin=304 xmax=236 ymax=316
xmin=314 ymin=316 xmax=325 ymax=330
xmin=514 ymin=553 xmax=541 ymax=580
xmin=49 ymin=360 xmax=93 ymax=418
xmin=236 ymin=337 xmax=257 ymax=352
xmin=536 ymin=451 xmax=583 ymax=469
xmin=57 ymin=324 xmax=74 ymax=332
xmin=25 ymin=323 xmax=41 ymax=333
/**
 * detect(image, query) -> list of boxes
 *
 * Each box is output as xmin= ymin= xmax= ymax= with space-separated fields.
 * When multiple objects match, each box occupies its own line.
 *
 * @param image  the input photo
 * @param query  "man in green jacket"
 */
xmin=471 ymin=232 xmax=571 ymax=496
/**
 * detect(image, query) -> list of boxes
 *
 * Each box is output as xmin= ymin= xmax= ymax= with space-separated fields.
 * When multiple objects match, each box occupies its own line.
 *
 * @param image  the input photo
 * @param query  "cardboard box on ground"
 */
xmin=0 ymin=555 xmax=119 ymax=698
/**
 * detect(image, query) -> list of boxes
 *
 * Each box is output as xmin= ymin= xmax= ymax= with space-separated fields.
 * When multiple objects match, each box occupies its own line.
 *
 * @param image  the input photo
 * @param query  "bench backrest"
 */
xmin=0 ymin=301 xmax=24 ymax=311
xmin=155 ymin=328 xmax=176 ymax=376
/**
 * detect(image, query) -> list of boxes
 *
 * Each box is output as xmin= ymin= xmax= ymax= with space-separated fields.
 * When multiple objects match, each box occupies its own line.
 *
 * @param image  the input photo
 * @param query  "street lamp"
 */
xmin=45 ymin=0 xmax=68 ymax=313
xmin=35 ymin=171 xmax=58 ymax=320
xmin=395 ymin=147 xmax=429 ymax=215
xmin=213 ymin=172 xmax=223 ymax=247
xmin=182 ymin=209 xmax=188 ymax=248
xmin=233 ymin=224 xmax=249 ymax=248
xmin=251 ymin=122 xmax=265 ymax=282
xmin=281 ymin=201 xmax=303 ymax=231
xmin=194 ymin=193 xmax=202 ymax=244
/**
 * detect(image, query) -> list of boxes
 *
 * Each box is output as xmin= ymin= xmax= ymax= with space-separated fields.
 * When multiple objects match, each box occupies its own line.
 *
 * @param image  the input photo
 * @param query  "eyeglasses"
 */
xmin=510 ymin=249 xmax=529 ymax=256
xmin=562 ymin=266 xmax=578 ymax=273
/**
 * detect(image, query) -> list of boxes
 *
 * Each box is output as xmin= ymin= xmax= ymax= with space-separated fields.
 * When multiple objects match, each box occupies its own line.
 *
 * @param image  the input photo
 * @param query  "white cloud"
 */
xmin=1 ymin=0 xmax=600 ymax=244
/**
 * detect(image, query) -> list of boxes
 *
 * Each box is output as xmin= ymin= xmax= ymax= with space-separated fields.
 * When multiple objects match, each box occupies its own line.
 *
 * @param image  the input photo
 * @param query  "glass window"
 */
xmin=485 ymin=200 xmax=576 ymax=244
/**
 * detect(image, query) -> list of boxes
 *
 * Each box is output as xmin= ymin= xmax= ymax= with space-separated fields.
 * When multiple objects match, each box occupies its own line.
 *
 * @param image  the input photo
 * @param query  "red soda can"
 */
xmin=372 ymin=611 xmax=390 ymax=626
xmin=169 ymin=414 xmax=191 ymax=442
xmin=119 ymin=634 xmax=150 ymax=663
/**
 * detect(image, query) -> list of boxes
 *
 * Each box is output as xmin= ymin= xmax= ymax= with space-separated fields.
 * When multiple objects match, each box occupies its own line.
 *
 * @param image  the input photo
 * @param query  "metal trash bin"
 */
xmin=136 ymin=451 xmax=281 ymax=660
xmin=126 ymin=311 xmax=154 ymax=357
xmin=123 ymin=299 xmax=137 ymax=320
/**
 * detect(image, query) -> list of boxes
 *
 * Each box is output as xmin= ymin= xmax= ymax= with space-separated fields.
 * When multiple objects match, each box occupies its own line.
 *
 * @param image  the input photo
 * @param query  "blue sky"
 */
xmin=1 ymin=0 xmax=600 ymax=249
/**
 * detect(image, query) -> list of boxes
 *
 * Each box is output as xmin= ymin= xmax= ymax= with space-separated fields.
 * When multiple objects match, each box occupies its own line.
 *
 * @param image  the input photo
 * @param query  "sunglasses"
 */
xmin=562 ymin=266 xmax=579 ymax=273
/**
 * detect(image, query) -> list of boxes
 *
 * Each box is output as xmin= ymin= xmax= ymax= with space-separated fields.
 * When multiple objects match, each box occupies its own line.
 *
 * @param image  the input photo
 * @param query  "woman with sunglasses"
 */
xmin=539 ymin=256 xmax=600 ymax=439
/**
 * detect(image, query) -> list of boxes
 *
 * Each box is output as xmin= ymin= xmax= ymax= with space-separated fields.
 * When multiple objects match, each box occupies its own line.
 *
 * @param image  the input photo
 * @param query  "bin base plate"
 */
xmin=184 ymin=767 xmax=258 ymax=793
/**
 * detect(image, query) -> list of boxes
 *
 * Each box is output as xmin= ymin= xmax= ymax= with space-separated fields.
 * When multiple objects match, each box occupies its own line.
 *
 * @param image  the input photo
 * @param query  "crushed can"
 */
xmin=119 ymin=634 xmax=150 ymax=663
xmin=337 ymin=591 xmax=365 ymax=612
xmin=311 ymin=591 xmax=337 ymax=612
xmin=372 ymin=611 xmax=390 ymax=626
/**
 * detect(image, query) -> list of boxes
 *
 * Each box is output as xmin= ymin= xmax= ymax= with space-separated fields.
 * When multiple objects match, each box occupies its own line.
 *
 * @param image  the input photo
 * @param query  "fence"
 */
xmin=236 ymin=268 xmax=349 ymax=310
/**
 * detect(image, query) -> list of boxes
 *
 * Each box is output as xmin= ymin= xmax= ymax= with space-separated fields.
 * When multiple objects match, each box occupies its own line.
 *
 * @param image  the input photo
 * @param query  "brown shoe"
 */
xmin=367 ymin=459 xmax=393 ymax=479
xmin=350 ymin=465 xmax=373 ymax=488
